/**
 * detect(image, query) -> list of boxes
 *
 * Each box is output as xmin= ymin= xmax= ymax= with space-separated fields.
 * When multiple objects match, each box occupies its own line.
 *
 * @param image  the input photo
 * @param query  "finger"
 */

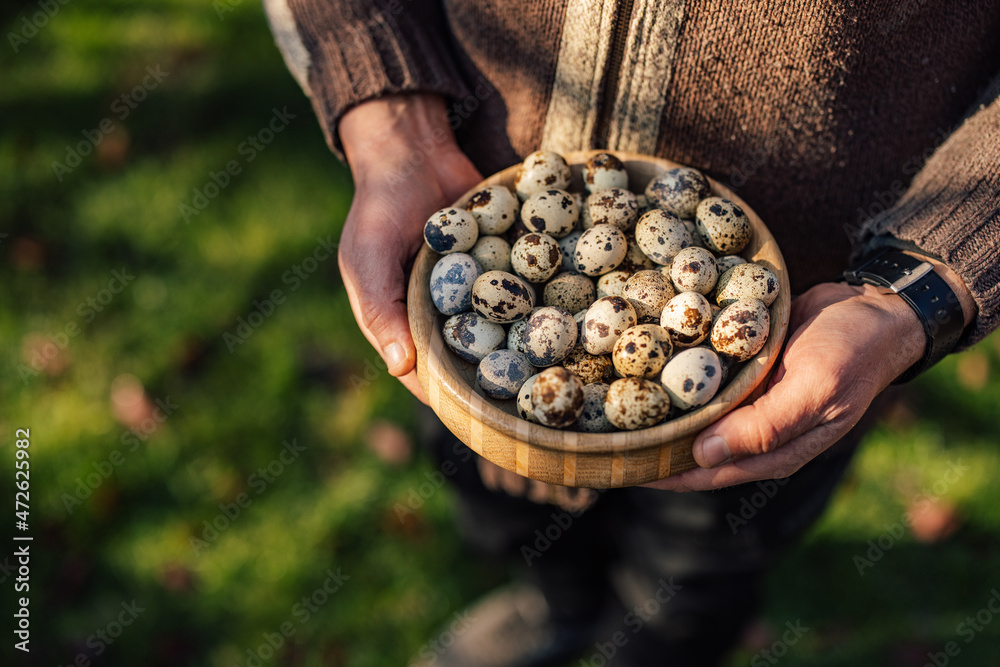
xmin=645 ymin=417 xmax=844 ymax=492
xmin=690 ymin=361 xmax=834 ymax=468
xmin=339 ymin=227 xmax=420 ymax=379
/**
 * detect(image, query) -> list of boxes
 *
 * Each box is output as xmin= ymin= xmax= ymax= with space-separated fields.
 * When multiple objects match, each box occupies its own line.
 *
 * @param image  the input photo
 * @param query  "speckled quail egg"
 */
xmin=523 ymin=307 xmax=578 ymax=367
xmin=715 ymin=255 xmax=747 ymax=275
xmin=442 ymin=312 xmax=507 ymax=363
xmin=471 ymin=271 xmax=534 ymax=323
xmin=604 ymin=378 xmax=671 ymax=430
xmin=587 ymin=188 xmax=639 ymax=231
xmin=469 ymin=235 xmax=513 ymax=273
xmin=611 ymin=324 xmax=674 ymax=379
xmin=618 ymin=234 xmax=657 ymax=274
xmin=543 ymin=272 xmax=596 ymax=314
xmin=511 ymin=232 xmax=562 ymax=283
xmin=695 ymin=197 xmax=752 ymax=254
xmin=583 ymin=152 xmax=629 ymax=193
xmin=660 ymin=347 xmax=723 ymax=411
xmin=635 ymin=194 xmax=653 ymax=215
xmin=424 ymin=207 xmax=479 ymax=254
xmin=574 ymin=225 xmax=628 ymax=276
xmin=517 ymin=374 xmax=541 ymax=423
xmin=575 ymin=383 xmax=617 ymax=432
xmin=634 ymin=209 xmax=693 ymax=265
xmin=514 ymin=151 xmax=572 ymax=201
xmin=560 ymin=346 xmax=616 ymax=385
xmin=622 ymin=270 xmax=677 ymax=323
xmin=596 ymin=270 xmax=632 ymax=299
xmin=466 ymin=185 xmax=520 ymax=235
xmin=659 ymin=292 xmax=713 ymax=348
xmin=670 ymin=246 xmax=718 ymax=295
xmin=531 ymin=366 xmax=585 ymax=428
xmin=506 ymin=308 xmax=541 ymax=354
xmin=715 ymin=262 xmax=780 ymax=307
xmin=710 ymin=298 xmax=770 ymax=361
xmin=429 ymin=253 xmax=483 ymax=315
xmin=477 ymin=349 xmax=536 ymax=399
xmin=644 ymin=167 xmax=711 ymax=219
xmin=582 ymin=296 xmax=638 ymax=355
xmin=521 ymin=188 xmax=578 ymax=239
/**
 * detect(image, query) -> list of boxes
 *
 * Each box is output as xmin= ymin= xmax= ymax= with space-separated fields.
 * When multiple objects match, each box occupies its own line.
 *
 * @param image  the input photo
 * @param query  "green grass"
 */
xmin=2 ymin=2 xmax=999 ymax=665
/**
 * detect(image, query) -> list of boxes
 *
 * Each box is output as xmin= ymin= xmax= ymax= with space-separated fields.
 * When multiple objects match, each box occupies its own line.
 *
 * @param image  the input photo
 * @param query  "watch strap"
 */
xmin=843 ymin=248 xmax=965 ymax=383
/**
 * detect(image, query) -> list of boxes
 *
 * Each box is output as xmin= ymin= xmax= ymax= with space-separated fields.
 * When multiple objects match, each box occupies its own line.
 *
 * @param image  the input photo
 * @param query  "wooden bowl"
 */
xmin=407 ymin=150 xmax=790 ymax=488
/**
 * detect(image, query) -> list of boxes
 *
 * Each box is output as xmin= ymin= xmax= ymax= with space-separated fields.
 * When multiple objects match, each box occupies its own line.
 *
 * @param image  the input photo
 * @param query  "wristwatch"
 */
xmin=843 ymin=247 xmax=966 ymax=383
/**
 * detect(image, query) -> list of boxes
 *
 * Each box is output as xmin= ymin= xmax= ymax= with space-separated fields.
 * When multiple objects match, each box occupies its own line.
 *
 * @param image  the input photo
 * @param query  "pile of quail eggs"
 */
xmin=424 ymin=151 xmax=779 ymax=433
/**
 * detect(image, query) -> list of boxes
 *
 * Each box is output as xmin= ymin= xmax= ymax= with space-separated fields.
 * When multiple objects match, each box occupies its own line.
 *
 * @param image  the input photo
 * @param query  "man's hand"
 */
xmin=339 ymin=94 xmax=483 ymax=402
xmin=645 ymin=282 xmax=931 ymax=492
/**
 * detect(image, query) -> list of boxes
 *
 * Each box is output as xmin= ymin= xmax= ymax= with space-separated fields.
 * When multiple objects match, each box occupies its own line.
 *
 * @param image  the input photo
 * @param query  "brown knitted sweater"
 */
xmin=265 ymin=0 xmax=1000 ymax=347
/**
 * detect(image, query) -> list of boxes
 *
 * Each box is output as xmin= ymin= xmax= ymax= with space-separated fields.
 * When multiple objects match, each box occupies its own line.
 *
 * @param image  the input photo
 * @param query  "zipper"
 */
xmin=595 ymin=0 xmax=635 ymax=148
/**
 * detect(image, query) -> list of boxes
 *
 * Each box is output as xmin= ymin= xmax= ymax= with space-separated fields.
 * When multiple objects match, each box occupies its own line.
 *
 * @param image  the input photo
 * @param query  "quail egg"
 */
xmin=423 ymin=207 xmax=479 ymax=254
xmin=604 ymin=378 xmax=671 ymax=430
xmin=660 ymin=347 xmax=723 ymax=411
xmin=715 ymin=262 xmax=780 ymax=307
xmin=574 ymin=225 xmax=628 ymax=276
xmin=471 ymin=271 xmax=534 ymax=323
xmin=596 ymin=270 xmax=632 ymax=298
xmin=531 ymin=366 xmax=586 ymax=428
xmin=429 ymin=253 xmax=483 ymax=315
xmin=582 ymin=296 xmax=638 ymax=355
xmin=523 ymin=307 xmax=578 ymax=367
xmin=715 ymin=254 xmax=747 ymax=275
xmin=442 ymin=312 xmax=507 ymax=363
xmin=466 ymin=185 xmax=520 ymax=235
xmin=695 ymin=197 xmax=752 ymax=254
xmin=560 ymin=346 xmax=616 ymax=385
xmin=469 ymin=235 xmax=513 ymax=273
xmin=622 ymin=270 xmax=677 ymax=323
xmin=587 ymin=187 xmax=639 ymax=231
xmin=644 ymin=167 xmax=711 ymax=219
xmin=511 ymin=232 xmax=562 ymax=283
xmin=670 ymin=246 xmax=718 ymax=295
xmin=543 ymin=272 xmax=596 ymax=313
xmin=583 ymin=152 xmax=629 ymax=193
xmin=521 ymin=188 xmax=579 ymax=238
xmin=477 ymin=349 xmax=536 ymax=399
xmin=514 ymin=151 xmax=572 ymax=201
xmin=575 ymin=383 xmax=617 ymax=432
xmin=558 ymin=230 xmax=584 ymax=272
xmin=710 ymin=298 xmax=770 ymax=361
xmin=611 ymin=324 xmax=674 ymax=379
xmin=634 ymin=209 xmax=693 ymax=265
xmin=659 ymin=292 xmax=713 ymax=348
xmin=517 ymin=374 xmax=541 ymax=423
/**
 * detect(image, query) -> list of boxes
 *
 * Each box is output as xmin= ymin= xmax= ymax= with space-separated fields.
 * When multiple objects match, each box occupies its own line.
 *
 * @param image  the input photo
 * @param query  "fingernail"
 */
xmin=384 ymin=342 xmax=406 ymax=372
xmin=696 ymin=435 xmax=731 ymax=468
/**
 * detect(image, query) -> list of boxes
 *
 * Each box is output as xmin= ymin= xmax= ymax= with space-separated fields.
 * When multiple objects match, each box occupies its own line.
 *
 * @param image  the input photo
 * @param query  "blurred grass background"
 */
xmin=1 ymin=1 xmax=999 ymax=665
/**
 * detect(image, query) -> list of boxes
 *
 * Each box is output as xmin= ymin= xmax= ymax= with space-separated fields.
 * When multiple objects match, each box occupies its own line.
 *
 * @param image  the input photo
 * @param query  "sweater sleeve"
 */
xmin=858 ymin=71 xmax=1000 ymax=348
xmin=263 ymin=0 xmax=471 ymax=158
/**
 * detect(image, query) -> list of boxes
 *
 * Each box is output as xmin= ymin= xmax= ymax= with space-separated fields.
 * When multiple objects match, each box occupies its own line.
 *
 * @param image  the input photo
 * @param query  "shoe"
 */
xmin=408 ymin=582 xmax=600 ymax=667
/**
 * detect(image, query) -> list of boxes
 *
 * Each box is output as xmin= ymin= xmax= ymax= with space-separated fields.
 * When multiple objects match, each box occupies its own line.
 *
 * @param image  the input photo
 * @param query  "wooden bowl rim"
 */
xmin=407 ymin=150 xmax=790 ymax=456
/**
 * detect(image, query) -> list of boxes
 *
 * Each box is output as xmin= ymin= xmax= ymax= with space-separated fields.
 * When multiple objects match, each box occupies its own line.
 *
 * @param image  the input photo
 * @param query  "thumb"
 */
xmin=691 ymin=361 xmax=830 ymax=468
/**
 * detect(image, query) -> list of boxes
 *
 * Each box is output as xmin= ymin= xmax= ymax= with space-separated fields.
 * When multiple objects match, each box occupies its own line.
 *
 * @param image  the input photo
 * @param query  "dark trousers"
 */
xmin=424 ymin=404 xmax=870 ymax=666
